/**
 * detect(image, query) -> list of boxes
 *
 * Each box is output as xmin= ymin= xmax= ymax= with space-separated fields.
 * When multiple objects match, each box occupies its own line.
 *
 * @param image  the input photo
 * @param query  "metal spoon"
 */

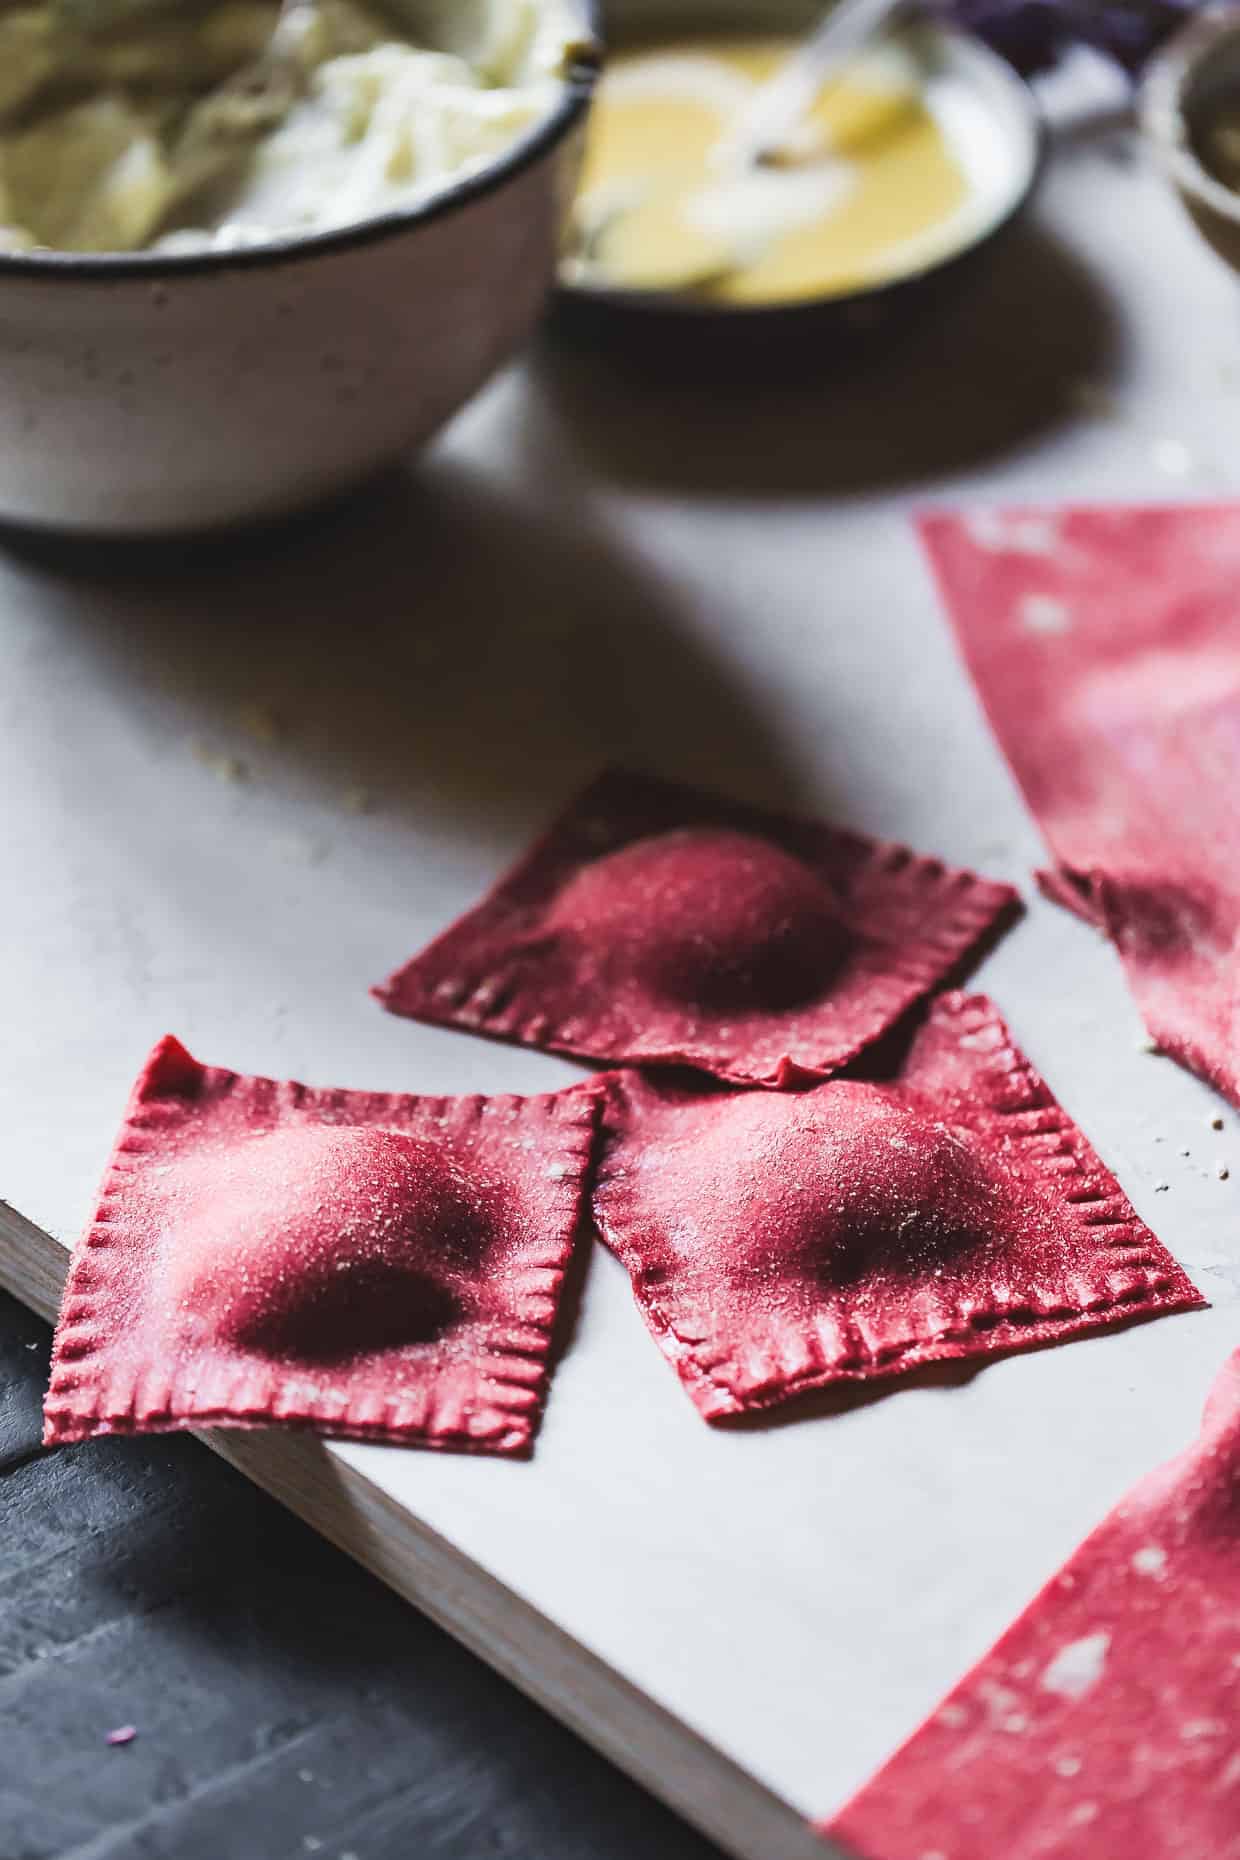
xmin=720 ymin=0 xmax=910 ymax=169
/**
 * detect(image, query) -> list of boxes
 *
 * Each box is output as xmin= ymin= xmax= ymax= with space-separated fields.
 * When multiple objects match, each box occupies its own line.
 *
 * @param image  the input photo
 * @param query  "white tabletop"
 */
xmin=4 ymin=49 xmax=1240 ymax=1832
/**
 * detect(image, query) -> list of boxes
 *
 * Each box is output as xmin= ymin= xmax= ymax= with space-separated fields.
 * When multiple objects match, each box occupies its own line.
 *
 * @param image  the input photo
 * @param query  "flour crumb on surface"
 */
xmin=1041 ymin=1631 xmax=1110 ymax=1700
xmin=1131 ymin=1546 xmax=1167 ymax=1578
xmin=1019 ymin=593 xmax=1072 ymax=636
xmin=964 ymin=512 xmax=1060 ymax=556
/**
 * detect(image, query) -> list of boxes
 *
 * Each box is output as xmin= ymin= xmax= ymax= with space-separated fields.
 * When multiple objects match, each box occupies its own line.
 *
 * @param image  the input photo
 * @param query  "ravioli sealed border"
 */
xmin=43 ymin=1036 xmax=600 ymax=1456
xmin=375 ymin=767 xmax=1021 ymax=1089
xmin=591 ymin=992 xmax=1205 ymax=1421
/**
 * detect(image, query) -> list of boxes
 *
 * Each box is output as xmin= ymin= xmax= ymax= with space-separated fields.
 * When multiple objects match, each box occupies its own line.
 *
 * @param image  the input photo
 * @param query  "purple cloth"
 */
xmin=942 ymin=0 xmax=1199 ymax=75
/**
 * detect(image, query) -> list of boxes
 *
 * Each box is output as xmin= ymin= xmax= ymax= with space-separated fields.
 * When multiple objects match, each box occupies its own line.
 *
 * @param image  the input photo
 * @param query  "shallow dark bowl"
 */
xmin=557 ymin=0 xmax=1044 ymax=358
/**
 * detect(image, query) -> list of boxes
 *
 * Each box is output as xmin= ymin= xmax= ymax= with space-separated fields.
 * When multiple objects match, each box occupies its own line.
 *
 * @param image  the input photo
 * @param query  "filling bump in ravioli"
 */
xmin=43 ymin=1036 xmax=599 ymax=1455
xmin=166 ymin=1126 xmax=485 ymax=1361
xmin=374 ymin=768 xmax=1020 ymax=1089
xmin=592 ymin=993 xmax=1204 ymax=1420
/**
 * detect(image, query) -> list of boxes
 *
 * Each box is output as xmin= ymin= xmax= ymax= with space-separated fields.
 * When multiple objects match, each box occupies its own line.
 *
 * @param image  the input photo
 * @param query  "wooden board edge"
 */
xmin=0 ymin=1199 xmax=844 ymax=1860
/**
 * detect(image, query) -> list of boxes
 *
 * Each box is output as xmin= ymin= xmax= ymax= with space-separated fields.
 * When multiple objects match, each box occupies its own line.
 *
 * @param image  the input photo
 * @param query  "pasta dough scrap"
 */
xmin=827 ymin=1346 xmax=1240 ymax=1859
xmin=923 ymin=501 xmax=1240 ymax=1109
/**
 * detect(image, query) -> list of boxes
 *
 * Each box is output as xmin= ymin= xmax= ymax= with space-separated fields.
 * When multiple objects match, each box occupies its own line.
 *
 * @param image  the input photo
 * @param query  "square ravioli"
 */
xmin=375 ymin=768 xmax=1019 ymax=1089
xmin=592 ymin=993 xmax=1204 ymax=1420
xmin=828 ymin=1348 xmax=1240 ymax=1860
xmin=43 ymin=1037 xmax=599 ymax=1455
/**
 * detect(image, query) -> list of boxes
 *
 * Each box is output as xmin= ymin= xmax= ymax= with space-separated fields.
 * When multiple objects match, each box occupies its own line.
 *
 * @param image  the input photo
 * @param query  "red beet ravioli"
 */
xmin=828 ymin=1347 xmax=1240 ymax=1860
xmin=43 ymin=1037 xmax=599 ymax=1455
xmin=375 ymin=769 xmax=1019 ymax=1089
xmin=592 ymin=994 xmax=1203 ymax=1420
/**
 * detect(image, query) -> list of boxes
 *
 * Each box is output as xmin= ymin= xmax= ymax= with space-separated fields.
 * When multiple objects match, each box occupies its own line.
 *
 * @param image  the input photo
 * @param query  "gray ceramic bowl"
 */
xmin=0 ymin=7 xmax=600 ymax=535
xmin=1142 ymin=4 xmax=1240 ymax=275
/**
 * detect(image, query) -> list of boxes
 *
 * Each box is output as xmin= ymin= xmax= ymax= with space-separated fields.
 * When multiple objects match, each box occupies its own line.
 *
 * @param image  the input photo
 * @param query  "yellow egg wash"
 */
xmin=573 ymin=36 xmax=972 ymax=303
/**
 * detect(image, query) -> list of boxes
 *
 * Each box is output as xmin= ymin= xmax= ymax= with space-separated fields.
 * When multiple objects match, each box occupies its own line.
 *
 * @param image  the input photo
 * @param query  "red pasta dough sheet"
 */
xmin=375 ymin=769 xmax=1019 ymax=1089
xmin=827 ymin=1345 xmax=1240 ymax=1860
xmin=922 ymin=502 xmax=1240 ymax=1107
xmin=43 ymin=1037 xmax=599 ymax=1455
xmin=591 ymin=992 xmax=1203 ymax=1421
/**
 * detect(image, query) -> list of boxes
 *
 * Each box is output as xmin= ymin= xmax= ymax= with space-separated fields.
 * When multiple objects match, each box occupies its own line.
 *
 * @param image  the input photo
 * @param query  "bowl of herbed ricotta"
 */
xmin=0 ymin=0 xmax=598 ymax=531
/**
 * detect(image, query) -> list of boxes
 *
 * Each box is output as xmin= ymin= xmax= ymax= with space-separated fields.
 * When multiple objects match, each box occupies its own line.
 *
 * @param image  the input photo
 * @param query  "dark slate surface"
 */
xmin=0 ymin=1291 xmax=725 ymax=1860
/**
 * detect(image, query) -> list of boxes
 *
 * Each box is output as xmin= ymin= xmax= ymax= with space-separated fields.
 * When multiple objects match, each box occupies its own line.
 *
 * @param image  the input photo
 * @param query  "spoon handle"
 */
xmin=725 ymin=0 xmax=910 ymax=166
